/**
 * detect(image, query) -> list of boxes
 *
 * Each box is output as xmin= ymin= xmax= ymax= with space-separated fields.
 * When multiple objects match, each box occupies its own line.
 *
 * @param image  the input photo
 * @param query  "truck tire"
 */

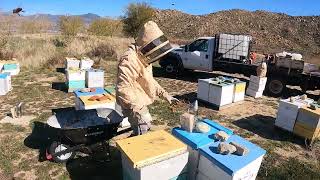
xmin=160 ymin=55 xmax=183 ymax=75
xmin=266 ymin=77 xmax=286 ymax=97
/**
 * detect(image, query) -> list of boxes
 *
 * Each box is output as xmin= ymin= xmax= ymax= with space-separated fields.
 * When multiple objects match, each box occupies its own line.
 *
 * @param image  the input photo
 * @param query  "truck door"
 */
xmin=181 ymin=39 xmax=211 ymax=71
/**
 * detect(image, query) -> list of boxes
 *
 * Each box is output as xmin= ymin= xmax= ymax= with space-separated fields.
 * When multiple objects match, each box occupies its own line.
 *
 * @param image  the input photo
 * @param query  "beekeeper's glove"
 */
xmin=165 ymin=95 xmax=179 ymax=105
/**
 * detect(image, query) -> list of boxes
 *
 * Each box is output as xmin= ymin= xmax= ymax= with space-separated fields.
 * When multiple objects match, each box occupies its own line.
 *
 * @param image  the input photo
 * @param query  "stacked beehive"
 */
xmin=172 ymin=119 xmax=266 ymax=180
xmin=117 ymin=130 xmax=189 ymax=180
xmin=197 ymin=77 xmax=246 ymax=108
xmin=246 ymin=75 xmax=267 ymax=98
xmin=65 ymin=57 xmax=104 ymax=92
xmin=275 ymin=96 xmax=313 ymax=132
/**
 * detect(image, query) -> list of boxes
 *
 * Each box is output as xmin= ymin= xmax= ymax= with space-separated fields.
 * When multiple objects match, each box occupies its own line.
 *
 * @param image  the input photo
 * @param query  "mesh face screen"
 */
xmin=140 ymin=35 xmax=168 ymax=55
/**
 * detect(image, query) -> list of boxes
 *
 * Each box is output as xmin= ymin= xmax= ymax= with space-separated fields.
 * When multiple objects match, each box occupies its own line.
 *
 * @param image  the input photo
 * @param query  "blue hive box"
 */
xmin=172 ymin=119 xmax=233 ymax=180
xmin=66 ymin=80 xmax=85 ymax=91
xmin=198 ymin=135 xmax=266 ymax=180
xmin=3 ymin=64 xmax=18 ymax=70
xmin=74 ymin=87 xmax=106 ymax=97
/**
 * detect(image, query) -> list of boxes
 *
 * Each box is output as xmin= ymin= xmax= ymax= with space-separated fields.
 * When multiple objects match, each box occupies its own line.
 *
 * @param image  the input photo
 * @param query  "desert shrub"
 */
xmin=86 ymin=43 xmax=117 ymax=60
xmin=59 ymin=16 xmax=84 ymax=36
xmin=88 ymin=18 xmax=122 ymax=37
xmin=44 ymin=50 xmax=67 ymax=69
xmin=122 ymin=2 xmax=154 ymax=38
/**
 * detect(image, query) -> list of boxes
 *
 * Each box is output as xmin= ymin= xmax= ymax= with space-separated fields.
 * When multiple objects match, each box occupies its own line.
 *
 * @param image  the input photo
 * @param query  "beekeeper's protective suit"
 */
xmin=116 ymin=21 xmax=177 ymax=136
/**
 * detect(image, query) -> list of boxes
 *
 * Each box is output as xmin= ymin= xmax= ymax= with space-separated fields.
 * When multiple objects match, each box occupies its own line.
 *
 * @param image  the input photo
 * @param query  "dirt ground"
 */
xmin=0 ymin=61 xmax=319 ymax=180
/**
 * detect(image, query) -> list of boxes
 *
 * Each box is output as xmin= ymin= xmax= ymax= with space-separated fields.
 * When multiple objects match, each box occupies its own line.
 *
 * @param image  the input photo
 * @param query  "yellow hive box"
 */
xmin=293 ymin=122 xmax=320 ymax=141
xmin=116 ymin=130 xmax=187 ymax=168
xmin=294 ymin=107 xmax=320 ymax=141
xmin=234 ymin=82 xmax=246 ymax=93
xmin=80 ymin=93 xmax=115 ymax=106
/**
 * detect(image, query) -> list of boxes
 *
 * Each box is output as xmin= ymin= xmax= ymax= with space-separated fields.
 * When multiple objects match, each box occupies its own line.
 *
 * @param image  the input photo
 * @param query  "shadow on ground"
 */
xmin=52 ymin=82 xmax=67 ymax=93
xmin=56 ymin=68 xmax=66 ymax=74
xmin=24 ymin=121 xmax=59 ymax=162
xmin=66 ymin=146 xmax=122 ymax=180
xmin=232 ymin=114 xmax=305 ymax=145
xmin=283 ymin=87 xmax=320 ymax=101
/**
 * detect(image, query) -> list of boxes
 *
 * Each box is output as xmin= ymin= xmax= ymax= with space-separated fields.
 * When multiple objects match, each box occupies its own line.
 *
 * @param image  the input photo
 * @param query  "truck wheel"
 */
xmin=266 ymin=78 xmax=286 ymax=97
xmin=165 ymin=63 xmax=176 ymax=73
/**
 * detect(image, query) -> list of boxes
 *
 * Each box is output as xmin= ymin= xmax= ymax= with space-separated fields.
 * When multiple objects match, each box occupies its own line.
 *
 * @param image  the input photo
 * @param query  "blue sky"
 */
xmin=1 ymin=0 xmax=319 ymax=17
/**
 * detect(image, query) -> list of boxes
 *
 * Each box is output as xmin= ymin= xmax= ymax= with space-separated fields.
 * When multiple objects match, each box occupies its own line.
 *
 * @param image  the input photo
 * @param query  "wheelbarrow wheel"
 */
xmin=49 ymin=141 xmax=75 ymax=163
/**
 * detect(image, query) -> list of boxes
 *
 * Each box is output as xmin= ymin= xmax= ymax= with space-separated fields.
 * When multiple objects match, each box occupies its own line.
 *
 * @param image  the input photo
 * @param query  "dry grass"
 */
xmin=0 ymin=34 xmax=132 ymax=68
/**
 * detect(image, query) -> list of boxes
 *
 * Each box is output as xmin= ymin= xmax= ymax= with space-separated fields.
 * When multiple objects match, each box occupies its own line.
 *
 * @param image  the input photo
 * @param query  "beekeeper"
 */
xmin=116 ymin=21 xmax=178 ymax=136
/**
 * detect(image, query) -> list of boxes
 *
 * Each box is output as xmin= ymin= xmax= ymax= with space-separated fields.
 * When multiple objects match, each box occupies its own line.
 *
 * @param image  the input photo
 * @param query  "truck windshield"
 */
xmin=188 ymin=39 xmax=208 ymax=52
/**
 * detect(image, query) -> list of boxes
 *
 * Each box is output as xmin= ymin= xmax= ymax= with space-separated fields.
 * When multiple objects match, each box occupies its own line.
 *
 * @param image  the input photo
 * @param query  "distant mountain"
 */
xmin=26 ymin=13 xmax=101 ymax=25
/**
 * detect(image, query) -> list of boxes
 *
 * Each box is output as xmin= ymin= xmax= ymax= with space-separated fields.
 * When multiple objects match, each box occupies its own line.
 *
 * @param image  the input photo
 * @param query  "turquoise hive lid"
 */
xmin=172 ymin=119 xmax=233 ymax=149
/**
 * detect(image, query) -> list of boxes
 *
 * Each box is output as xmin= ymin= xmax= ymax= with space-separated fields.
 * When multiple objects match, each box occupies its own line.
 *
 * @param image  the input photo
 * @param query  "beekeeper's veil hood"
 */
xmin=136 ymin=21 xmax=173 ymax=65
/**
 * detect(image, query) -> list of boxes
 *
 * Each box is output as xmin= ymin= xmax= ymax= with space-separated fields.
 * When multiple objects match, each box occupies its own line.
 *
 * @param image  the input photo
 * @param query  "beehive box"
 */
xmin=74 ymin=88 xmax=115 ymax=110
xmin=276 ymin=57 xmax=304 ymax=70
xmin=66 ymin=80 xmax=85 ymax=92
xmin=2 ymin=63 xmax=20 ymax=76
xmin=293 ymin=107 xmax=320 ymax=141
xmin=80 ymin=59 xmax=94 ymax=70
xmin=233 ymin=81 xmax=246 ymax=103
xmin=208 ymin=82 xmax=234 ymax=106
xmin=198 ymin=135 xmax=266 ymax=180
xmin=197 ymin=79 xmax=212 ymax=102
xmin=66 ymin=69 xmax=85 ymax=81
xmin=117 ymin=130 xmax=189 ymax=180
xmin=172 ymin=119 xmax=233 ymax=180
xmin=246 ymin=76 xmax=267 ymax=98
xmin=245 ymin=88 xmax=263 ymax=98
xmin=65 ymin=57 xmax=80 ymax=70
xmin=275 ymin=97 xmax=313 ymax=132
xmin=0 ymin=73 xmax=12 ymax=95
xmin=86 ymin=69 xmax=104 ymax=88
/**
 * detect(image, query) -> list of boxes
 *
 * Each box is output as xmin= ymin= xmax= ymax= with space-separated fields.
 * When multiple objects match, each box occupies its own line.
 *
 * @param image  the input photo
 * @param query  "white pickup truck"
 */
xmin=159 ymin=33 xmax=320 ymax=97
xmin=160 ymin=34 xmax=252 ymax=73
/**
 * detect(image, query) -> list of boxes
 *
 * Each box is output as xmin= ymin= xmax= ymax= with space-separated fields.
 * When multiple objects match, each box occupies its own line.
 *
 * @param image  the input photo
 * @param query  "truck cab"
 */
xmin=175 ymin=37 xmax=215 ymax=71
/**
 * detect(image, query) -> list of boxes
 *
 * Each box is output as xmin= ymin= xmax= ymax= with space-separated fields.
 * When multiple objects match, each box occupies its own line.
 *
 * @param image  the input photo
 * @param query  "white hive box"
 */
xmin=246 ymin=88 xmax=264 ymax=98
xmin=275 ymin=97 xmax=313 ymax=132
xmin=208 ymin=81 xmax=234 ymax=106
xmin=80 ymin=59 xmax=94 ymax=70
xmin=246 ymin=76 xmax=267 ymax=98
xmin=86 ymin=69 xmax=104 ymax=88
xmin=233 ymin=81 xmax=246 ymax=103
xmin=66 ymin=69 xmax=85 ymax=81
xmin=117 ymin=130 xmax=189 ymax=180
xmin=0 ymin=73 xmax=12 ymax=95
xmin=172 ymin=119 xmax=234 ymax=180
xmin=197 ymin=135 xmax=266 ymax=180
xmin=65 ymin=57 xmax=80 ymax=70
xmin=197 ymin=79 xmax=212 ymax=102
xmin=198 ymin=78 xmax=234 ymax=106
